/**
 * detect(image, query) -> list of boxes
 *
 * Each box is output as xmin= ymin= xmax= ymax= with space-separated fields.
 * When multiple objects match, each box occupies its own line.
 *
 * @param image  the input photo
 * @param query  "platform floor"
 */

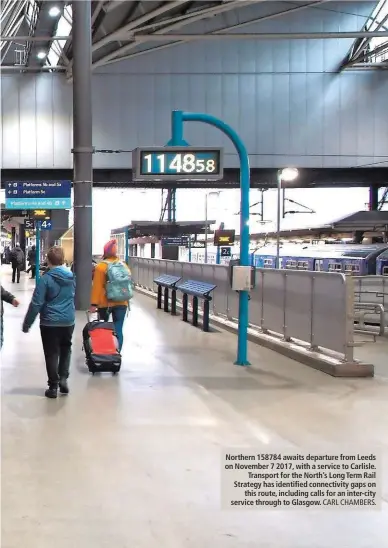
xmin=1 ymin=268 xmax=388 ymax=547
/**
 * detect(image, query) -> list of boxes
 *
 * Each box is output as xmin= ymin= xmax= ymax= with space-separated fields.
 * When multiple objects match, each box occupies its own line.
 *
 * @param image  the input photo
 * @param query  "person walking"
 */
xmin=10 ymin=244 xmax=24 ymax=283
xmin=22 ymin=246 xmax=76 ymax=399
xmin=89 ymin=239 xmax=132 ymax=352
xmin=27 ymin=245 xmax=37 ymax=279
xmin=1 ymin=285 xmax=19 ymax=349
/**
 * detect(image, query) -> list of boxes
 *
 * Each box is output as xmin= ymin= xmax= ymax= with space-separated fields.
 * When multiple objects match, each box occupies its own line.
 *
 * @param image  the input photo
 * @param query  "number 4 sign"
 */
xmin=39 ymin=220 xmax=52 ymax=230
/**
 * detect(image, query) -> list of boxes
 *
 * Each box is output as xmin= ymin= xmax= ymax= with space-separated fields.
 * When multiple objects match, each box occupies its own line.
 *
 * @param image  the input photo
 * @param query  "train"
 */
xmin=252 ymin=244 xmax=388 ymax=276
xmin=187 ymin=244 xmax=388 ymax=276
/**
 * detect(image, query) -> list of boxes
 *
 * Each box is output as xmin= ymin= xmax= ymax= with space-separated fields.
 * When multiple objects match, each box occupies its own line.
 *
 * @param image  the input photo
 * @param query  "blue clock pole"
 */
xmin=166 ymin=112 xmax=190 ymax=223
xmin=170 ymin=110 xmax=251 ymax=366
xmin=35 ymin=222 xmax=41 ymax=284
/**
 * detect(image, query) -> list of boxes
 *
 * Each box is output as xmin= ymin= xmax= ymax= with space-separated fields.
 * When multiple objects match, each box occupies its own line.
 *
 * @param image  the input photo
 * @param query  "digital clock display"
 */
xmin=132 ymin=147 xmax=223 ymax=181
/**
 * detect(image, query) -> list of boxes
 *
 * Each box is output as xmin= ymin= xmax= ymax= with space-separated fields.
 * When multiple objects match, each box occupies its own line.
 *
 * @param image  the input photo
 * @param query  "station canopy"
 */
xmin=331 ymin=211 xmax=388 ymax=231
xmin=111 ymin=220 xmax=216 ymax=238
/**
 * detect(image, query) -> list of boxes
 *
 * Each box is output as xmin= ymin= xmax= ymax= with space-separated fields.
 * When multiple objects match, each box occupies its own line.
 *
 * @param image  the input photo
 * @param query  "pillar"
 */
xmin=369 ymin=186 xmax=379 ymax=211
xmin=19 ymin=224 xmax=26 ymax=270
xmin=11 ymin=227 xmax=16 ymax=247
xmin=73 ymin=0 xmax=93 ymax=310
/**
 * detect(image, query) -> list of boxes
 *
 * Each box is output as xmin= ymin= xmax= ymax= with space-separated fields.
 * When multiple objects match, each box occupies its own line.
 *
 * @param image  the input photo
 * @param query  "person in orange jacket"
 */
xmin=89 ymin=240 xmax=131 ymax=351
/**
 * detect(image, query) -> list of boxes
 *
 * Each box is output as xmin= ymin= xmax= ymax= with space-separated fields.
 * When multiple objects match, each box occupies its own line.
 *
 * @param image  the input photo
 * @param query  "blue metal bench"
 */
xmin=154 ymin=274 xmax=182 ymax=315
xmin=176 ymin=280 xmax=217 ymax=332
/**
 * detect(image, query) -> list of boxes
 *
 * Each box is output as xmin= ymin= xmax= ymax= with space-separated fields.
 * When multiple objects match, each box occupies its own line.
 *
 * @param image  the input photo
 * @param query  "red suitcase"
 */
xmin=82 ymin=319 xmax=121 ymax=375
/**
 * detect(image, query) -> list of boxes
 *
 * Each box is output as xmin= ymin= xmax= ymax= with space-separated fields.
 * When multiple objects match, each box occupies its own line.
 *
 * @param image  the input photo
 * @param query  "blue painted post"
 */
xmin=35 ymin=223 xmax=41 ymax=283
xmin=125 ymin=227 xmax=129 ymax=265
xmin=170 ymin=110 xmax=251 ymax=366
xmin=216 ymin=246 xmax=221 ymax=265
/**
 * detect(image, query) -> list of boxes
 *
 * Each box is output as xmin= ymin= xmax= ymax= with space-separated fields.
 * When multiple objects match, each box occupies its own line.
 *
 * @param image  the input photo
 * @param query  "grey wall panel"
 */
xmin=1 ymin=76 xmax=20 ymax=169
xmin=19 ymin=77 xmax=37 ymax=168
xmin=2 ymin=69 xmax=387 ymax=170
xmin=52 ymin=76 xmax=72 ymax=168
xmin=36 ymin=76 xmax=54 ymax=168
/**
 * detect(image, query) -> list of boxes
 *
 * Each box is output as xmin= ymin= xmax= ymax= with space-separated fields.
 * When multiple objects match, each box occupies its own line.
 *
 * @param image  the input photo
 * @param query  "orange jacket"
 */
xmin=90 ymin=258 xmax=131 ymax=308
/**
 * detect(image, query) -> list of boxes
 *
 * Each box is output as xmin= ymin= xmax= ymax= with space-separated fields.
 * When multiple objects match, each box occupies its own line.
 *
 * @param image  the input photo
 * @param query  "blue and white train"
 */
xmin=188 ymin=244 xmax=388 ymax=276
xmin=252 ymin=244 xmax=388 ymax=276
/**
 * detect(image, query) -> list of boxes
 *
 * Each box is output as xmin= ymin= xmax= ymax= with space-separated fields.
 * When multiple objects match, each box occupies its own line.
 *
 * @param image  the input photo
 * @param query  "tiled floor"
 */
xmin=1 ymin=268 xmax=388 ymax=547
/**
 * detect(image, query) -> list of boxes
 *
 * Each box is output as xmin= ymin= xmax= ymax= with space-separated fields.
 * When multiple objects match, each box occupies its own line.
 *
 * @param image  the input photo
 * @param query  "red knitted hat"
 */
xmin=103 ymin=239 xmax=117 ymax=257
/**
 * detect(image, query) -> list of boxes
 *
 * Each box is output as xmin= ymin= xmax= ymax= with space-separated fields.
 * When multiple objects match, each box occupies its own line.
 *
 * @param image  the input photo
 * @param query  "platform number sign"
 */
xmin=132 ymin=147 xmax=224 ymax=181
xmin=39 ymin=220 xmax=52 ymax=230
xmin=220 ymin=247 xmax=231 ymax=257
xmin=24 ymin=218 xmax=35 ymax=230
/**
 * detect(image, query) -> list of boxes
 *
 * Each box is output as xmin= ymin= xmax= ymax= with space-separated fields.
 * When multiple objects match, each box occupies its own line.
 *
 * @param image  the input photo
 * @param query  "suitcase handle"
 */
xmin=86 ymin=310 xmax=100 ymax=323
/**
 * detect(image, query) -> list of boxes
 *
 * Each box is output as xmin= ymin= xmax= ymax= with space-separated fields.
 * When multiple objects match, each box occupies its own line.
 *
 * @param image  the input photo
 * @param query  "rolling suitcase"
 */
xmin=82 ymin=314 xmax=121 ymax=375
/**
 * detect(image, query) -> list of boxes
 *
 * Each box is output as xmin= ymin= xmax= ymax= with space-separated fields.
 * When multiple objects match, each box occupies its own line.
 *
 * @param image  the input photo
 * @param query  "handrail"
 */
xmin=354 ymin=302 xmax=386 ymax=336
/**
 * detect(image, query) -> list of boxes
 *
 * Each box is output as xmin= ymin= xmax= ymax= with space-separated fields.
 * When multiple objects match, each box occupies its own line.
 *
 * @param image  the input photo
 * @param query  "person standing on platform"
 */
xmin=89 ymin=239 xmax=132 ymax=352
xmin=22 ymin=247 xmax=76 ymax=399
xmin=1 ymin=285 xmax=19 ymax=349
xmin=10 ymin=244 xmax=24 ymax=283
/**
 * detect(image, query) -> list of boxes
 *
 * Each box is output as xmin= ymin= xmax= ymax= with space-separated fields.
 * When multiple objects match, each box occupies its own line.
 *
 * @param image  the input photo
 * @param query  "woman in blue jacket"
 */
xmin=22 ymin=246 xmax=76 ymax=399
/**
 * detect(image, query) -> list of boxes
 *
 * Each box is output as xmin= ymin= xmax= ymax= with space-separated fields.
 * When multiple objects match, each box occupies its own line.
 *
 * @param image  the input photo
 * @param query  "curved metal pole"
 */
xmin=171 ymin=110 xmax=251 ymax=366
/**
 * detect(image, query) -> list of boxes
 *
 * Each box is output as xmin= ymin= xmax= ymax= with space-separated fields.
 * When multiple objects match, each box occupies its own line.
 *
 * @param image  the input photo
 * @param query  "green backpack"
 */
xmin=104 ymin=261 xmax=133 ymax=302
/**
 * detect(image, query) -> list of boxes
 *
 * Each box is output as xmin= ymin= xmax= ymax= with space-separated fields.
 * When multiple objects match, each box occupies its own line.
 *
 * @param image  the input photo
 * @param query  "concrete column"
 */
xmin=73 ymin=0 xmax=93 ymax=310
xmin=369 ymin=186 xmax=379 ymax=211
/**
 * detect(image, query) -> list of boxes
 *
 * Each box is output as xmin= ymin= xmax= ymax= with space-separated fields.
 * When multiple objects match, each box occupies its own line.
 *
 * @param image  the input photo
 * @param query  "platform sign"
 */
xmin=5 ymin=181 xmax=71 ymax=210
xmin=24 ymin=218 xmax=35 ymax=230
xmin=132 ymin=147 xmax=223 ymax=181
xmin=161 ymin=236 xmax=189 ymax=246
xmin=39 ymin=220 xmax=52 ymax=231
xmin=214 ymin=229 xmax=235 ymax=246
xmin=220 ymin=247 xmax=232 ymax=257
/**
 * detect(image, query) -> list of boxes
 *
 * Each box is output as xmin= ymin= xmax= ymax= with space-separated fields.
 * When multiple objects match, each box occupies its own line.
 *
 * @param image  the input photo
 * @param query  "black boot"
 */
xmin=45 ymin=387 xmax=58 ymax=399
xmin=59 ymin=378 xmax=69 ymax=395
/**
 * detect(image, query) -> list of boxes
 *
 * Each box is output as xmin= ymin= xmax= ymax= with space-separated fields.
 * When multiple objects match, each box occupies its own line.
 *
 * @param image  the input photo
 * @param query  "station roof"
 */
xmin=111 ymin=220 xmax=216 ymax=238
xmin=1 ymin=1 xmax=386 ymax=73
xmin=331 ymin=210 xmax=388 ymax=231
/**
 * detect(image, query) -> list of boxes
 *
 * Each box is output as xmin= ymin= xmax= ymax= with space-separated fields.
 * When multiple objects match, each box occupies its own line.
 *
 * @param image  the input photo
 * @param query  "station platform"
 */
xmin=1 ymin=267 xmax=388 ymax=547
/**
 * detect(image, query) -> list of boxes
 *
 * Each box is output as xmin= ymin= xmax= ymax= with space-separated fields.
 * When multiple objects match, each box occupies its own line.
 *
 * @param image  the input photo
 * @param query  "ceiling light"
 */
xmin=49 ymin=6 xmax=61 ymax=17
xmin=37 ymin=51 xmax=46 ymax=59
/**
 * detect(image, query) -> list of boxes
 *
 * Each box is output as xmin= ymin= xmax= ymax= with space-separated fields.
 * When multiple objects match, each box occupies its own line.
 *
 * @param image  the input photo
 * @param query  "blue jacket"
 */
xmin=23 ymin=266 xmax=76 ymax=329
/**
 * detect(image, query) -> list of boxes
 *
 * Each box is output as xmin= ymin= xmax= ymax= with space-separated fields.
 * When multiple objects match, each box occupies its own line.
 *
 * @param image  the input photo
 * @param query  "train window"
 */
xmin=297 ymin=261 xmax=309 ymax=270
xmin=286 ymin=260 xmax=297 ymax=269
xmin=328 ymin=263 xmax=342 ymax=272
xmin=383 ymin=266 xmax=388 ymax=276
xmin=263 ymin=259 xmax=273 ymax=267
xmin=344 ymin=264 xmax=360 ymax=273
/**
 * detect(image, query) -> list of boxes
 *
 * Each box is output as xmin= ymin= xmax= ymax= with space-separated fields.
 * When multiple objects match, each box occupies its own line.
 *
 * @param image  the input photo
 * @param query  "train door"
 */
xmin=314 ymin=259 xmax=324 ymax=272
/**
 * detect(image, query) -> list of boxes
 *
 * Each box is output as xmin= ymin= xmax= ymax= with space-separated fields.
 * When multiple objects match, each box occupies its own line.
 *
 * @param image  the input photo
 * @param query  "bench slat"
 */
xmin=154 ymin=275 xmax=182 ymax=288
xmin=176 ymin=279 xmax=217 ymax=298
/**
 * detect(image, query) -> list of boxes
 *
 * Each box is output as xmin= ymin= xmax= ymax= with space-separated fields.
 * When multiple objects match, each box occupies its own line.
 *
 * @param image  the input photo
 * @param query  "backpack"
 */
xmin=104 ymin=261 xmax=133 ymax=302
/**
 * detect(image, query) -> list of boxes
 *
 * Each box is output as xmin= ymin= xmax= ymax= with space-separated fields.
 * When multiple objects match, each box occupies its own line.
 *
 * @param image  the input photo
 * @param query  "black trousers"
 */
xmin=12 ymin=265 xmax=21 ymax=283
xmin=26 ymin=265 xmax=36 ymax=278
xmin=40 ymin=325 xmax=75 ymax=388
